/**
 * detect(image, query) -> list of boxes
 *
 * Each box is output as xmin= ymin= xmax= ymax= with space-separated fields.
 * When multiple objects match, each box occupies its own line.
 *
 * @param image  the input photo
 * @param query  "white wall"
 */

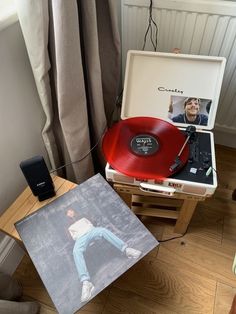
xmin=0 ymin=21 xmax=48 ymax=214
xmin=0 ymin=20 xmax=49 ymax=273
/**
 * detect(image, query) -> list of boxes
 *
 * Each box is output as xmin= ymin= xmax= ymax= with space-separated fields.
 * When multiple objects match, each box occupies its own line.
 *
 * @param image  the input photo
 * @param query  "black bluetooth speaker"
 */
xmin=19 ymin=155 xmax=56 ymax=201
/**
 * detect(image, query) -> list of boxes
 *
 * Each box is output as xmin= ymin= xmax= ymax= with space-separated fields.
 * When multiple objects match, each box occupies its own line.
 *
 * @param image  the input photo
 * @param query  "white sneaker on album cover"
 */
xmin=80 ymin=281 xmax=95 ymax=303
xmin=125 ymin=247 xmax=142 ymax=259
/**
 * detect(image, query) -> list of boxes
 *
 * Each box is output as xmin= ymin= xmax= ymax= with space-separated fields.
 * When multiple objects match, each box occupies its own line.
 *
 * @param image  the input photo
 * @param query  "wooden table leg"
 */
xmin=174 ymin=199 xmax=198 ymax=234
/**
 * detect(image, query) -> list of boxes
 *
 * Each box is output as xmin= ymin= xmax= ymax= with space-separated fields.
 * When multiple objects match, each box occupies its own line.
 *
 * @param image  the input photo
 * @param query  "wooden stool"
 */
xmin=113 ymin=183 xmax=206 ymax=234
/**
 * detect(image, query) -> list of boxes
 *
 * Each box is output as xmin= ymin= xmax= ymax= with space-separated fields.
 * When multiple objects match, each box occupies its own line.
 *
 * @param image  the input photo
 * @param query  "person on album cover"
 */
xmin=172 ymin=97 xmax=208 ymax=126
xmin=66 ymin=209 xmax=142 ymax=303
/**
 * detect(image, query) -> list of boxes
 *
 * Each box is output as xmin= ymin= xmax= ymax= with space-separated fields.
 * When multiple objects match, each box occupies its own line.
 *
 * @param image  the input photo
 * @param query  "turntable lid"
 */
xmin=121 ymin=51 xmax=226 ymax=130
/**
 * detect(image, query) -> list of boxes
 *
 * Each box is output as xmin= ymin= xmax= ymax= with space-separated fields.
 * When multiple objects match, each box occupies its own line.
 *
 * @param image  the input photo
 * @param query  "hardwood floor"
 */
xmin=13 ymin=145 xmax=236 ymax=313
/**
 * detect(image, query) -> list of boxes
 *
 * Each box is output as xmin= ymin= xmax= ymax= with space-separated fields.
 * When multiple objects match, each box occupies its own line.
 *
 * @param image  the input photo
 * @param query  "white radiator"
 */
xmin=121 ymin=0 xmax=236 ymax=141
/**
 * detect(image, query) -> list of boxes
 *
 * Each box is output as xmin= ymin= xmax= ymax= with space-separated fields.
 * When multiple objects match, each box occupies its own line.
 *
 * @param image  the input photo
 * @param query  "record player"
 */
xmin=104 ymin=51 xmax=226 ymax=197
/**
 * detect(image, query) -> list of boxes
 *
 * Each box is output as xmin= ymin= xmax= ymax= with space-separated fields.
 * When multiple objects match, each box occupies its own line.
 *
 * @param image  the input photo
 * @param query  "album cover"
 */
xmin=15 ymin=174 xmax=158 ymax=314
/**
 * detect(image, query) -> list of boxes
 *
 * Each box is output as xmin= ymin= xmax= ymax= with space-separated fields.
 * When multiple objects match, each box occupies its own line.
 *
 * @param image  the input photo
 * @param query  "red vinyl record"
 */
xmin=102 ymin=117 xmax=189 ymax=180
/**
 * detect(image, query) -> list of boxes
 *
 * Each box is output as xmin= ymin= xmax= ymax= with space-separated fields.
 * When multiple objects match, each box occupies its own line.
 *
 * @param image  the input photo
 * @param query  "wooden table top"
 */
xmin=0 ymin=176 xmax=77 ymax=243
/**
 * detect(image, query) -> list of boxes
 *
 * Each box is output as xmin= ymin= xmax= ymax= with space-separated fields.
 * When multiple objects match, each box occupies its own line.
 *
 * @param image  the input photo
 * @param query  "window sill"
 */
xmin=0 ymin=1 xmax=18 ymax=32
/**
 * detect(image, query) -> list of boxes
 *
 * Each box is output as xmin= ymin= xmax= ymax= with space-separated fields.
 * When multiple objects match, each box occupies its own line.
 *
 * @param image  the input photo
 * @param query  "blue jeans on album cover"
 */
xmin=73 ymin=227 xmax=127 ymax=282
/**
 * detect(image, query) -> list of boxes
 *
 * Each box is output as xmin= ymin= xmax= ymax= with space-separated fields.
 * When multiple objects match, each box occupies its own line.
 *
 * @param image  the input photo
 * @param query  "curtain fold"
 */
xmin=16 ymin=0 xmax=120 ymax=183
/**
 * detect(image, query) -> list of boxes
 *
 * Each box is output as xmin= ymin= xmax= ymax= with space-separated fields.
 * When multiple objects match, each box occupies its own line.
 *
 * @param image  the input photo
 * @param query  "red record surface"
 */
xmin=102 ymin=117 xmax=189 ymax=180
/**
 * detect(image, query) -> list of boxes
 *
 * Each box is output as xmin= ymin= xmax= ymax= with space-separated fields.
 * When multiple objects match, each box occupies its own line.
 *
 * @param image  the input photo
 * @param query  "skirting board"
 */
xmin=0 ymin=235 xmax=24 ymax=275
xmin=214 ymin=128 xmax=236 ymax=149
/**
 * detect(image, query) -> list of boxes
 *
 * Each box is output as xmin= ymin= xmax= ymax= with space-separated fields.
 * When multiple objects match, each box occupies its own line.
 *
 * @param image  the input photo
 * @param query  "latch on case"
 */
xmin=139 ymin=182 xmax=176 ymax=196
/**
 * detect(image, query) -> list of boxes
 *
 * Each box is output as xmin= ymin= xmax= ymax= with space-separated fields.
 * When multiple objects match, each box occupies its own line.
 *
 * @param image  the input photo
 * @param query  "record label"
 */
xmin=130 ymin=134 xmax=159 ymax=156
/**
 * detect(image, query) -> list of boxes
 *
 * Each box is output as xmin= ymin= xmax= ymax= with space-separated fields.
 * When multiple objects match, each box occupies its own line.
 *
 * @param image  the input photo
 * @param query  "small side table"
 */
xmin=0 ymin=176 xmax=77 ymax=246
xmin=113 ymin=183 xmax=205 ymax=234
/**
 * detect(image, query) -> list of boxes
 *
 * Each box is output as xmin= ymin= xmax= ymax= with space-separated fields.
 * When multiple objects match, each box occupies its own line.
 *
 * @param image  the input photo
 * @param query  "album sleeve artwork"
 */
xmin=15 ymin=174 xmax=158 ymax=314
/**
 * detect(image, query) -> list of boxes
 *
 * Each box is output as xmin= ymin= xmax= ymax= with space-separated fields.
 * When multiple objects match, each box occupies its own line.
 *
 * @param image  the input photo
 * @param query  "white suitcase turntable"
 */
xmin=103 ymin=51 xmax=226 ymax=197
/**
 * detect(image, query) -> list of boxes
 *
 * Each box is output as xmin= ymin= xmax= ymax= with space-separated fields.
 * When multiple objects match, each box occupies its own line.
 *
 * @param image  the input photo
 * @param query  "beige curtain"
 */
xmin=16 ymin=0 xmax=121 ymax=183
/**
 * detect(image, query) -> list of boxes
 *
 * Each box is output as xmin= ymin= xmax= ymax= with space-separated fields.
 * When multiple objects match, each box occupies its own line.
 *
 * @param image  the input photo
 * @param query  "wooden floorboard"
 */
xmin=13 ymin=145 xmax=236 ymax=313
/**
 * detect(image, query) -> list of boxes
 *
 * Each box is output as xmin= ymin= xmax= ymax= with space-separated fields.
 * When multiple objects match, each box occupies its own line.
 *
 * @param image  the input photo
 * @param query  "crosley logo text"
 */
xmin=158 ymin=86 xmax=183 ymax=94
